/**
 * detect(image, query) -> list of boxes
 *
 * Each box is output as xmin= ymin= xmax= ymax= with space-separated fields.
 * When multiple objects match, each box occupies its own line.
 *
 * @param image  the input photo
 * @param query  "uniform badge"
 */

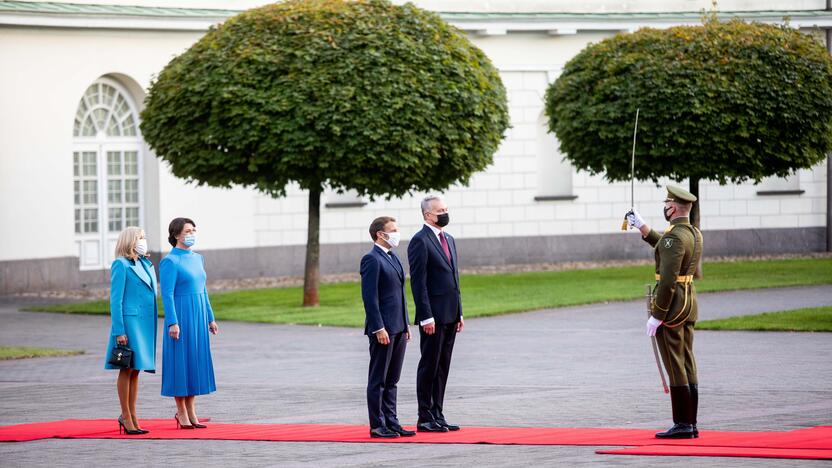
xmin=663 ymin=238 xmax=673 ymax=248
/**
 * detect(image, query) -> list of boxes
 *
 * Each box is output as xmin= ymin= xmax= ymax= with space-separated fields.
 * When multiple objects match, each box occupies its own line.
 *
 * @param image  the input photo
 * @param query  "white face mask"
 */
xmin=383 ymin=231 xmax=401 ymax=248
xmin=135 ymin=238 xmax=148 ymax=257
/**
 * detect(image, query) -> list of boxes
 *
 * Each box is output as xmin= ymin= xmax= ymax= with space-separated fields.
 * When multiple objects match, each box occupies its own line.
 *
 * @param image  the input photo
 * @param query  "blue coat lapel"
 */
xmin=375 ymin=245 xmax=403 ymax=282
xmin=141 ymin=257 xmax=157 ymax=294
xmin=129 ymin=258 xmax=153 ymax=291
xmin=389 ymin=250 xmax=404 ymax=281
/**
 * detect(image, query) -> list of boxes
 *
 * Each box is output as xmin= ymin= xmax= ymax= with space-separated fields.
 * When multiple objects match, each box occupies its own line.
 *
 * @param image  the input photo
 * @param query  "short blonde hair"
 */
xmin=115 ymin=226 xmax=144 ymax=260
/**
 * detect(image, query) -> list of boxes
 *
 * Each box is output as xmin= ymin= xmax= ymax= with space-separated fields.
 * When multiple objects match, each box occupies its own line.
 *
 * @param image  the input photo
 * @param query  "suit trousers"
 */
xmin=367 ymin=331 xmax=407 ymax=429
xmin=417 ymin=322 xmax=457 ymax=423
xmin=656 ymin=321 xmax=698 ymax=386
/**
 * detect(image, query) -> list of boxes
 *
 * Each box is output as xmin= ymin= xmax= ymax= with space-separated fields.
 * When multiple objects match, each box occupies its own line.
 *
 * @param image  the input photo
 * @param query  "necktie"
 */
xmin=387 ymin=250 xmax=402 ymax=277
xmin=439 ymin=232 xmax=452 ymax=263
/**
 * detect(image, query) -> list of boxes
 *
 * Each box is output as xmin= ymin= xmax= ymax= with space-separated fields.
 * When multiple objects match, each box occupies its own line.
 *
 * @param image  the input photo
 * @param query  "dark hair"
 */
xmin=369 ymin=216 xmax=396 ymax=241
xmin=168 ymin=217 xmax=196 ymax=247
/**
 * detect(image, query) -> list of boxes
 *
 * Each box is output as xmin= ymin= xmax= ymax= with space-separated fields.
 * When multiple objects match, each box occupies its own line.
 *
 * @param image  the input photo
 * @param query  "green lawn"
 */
xmin=25 ymin=258 xmax=832 ymax=328
xmin=698 ymin=306 xmax=832 ymax=332
xmin=0 ymin=346 xmax=84 ymax=360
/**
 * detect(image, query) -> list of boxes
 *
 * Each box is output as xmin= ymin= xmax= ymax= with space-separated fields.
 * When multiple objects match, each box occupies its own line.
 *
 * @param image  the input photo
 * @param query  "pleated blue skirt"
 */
xmin=161 ymin=292 xmax=216 ymax=397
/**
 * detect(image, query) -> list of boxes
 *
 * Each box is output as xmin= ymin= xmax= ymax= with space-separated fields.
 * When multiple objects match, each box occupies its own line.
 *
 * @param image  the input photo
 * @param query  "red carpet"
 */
xmin=1 ymin=420 xmax=830 ymax=460
xmin=597 ymin=445 xmax=832 ymax=460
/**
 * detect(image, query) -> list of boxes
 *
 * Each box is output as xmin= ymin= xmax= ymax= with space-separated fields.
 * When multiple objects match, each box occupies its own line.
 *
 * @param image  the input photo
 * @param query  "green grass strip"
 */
xmin=698 ymin=306 xmax=832 ymax=332
xmin=0 ymin=346 xmax=84 ymax=360
xmin=24 ymin=257 xmax=832 ymax=328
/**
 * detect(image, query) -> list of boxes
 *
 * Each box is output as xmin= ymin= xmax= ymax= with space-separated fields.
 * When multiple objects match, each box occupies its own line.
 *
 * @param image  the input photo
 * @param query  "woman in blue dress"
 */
xmin=105 ymin=226 xmax=157 ymax=435
xmin=160 ymin=217 xmax=218 ymax=429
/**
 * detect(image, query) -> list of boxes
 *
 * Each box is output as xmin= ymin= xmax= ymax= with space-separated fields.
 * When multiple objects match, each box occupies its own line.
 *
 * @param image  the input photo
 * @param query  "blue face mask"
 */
xmin=183 ymin=234 xmax=196 ymax=247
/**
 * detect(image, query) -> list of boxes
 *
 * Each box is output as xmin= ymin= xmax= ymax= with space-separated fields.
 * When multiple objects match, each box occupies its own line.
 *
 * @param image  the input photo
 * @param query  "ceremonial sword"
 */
xmin=647 ymin=284 xmax=670 ymax=394
xmin=621 ymin=108 xmax=640 ymax=231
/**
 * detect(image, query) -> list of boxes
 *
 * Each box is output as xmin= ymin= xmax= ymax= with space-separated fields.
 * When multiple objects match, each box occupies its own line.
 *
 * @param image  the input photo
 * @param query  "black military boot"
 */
xmin=656 ymin=385 xmax=695 ymax=439
xmin=689 ymin=383 xmax=699 ymax=438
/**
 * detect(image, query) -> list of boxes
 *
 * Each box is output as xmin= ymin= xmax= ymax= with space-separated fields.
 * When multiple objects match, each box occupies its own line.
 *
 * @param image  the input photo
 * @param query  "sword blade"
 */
xmin=621 ymin=108 xmax=640 ymax=231
xmin=651 ymin=335 xmax=670 ymax=394
xmin=630 ymin=108 xmax=639 ymax=208
xmin=646 ymin=284 xmax=669 ymax=394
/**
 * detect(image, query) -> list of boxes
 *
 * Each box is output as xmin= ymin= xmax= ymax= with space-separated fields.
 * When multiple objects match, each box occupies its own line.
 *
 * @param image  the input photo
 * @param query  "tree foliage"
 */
xmin=140 ymin=0 xmax=509 ymax=199
xmin=544 ymin=17 xmax=832 ymax=185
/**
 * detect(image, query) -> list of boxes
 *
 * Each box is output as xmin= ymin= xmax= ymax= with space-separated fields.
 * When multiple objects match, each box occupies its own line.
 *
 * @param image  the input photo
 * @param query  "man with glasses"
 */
xmin=626 ymin=185 xmax=703 ymax=439
xmin=408 ymin=195 xmax=464 ymax=433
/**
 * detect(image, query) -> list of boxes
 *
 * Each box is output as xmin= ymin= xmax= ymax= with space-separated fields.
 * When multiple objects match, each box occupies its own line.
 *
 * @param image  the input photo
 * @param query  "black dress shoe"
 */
xmin=437 ymin=421 xmax=461 ymax=431
xmin=416 ymin=421 xmax=449 ymax=433
xmin=655 ymin=423 xmax=695 ymax=439
xmin=370 ymin=427 xmax=400 ymax=438
xmin=692 ymin=424 xmax=699 ymax=438
xmin=389 ymin=425 xmax=416 ymax=437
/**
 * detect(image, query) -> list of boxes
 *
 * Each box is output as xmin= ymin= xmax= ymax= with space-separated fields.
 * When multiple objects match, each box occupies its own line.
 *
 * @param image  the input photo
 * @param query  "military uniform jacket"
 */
xmin=642 ymin=217 xmax=703 ymax=324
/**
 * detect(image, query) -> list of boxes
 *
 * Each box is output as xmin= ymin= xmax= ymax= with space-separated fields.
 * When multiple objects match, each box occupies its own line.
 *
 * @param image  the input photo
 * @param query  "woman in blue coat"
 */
xmin=160 ymin=217 xmax=218 ymax=429
xmin=105 ymin=226 xmax=158 ymax=435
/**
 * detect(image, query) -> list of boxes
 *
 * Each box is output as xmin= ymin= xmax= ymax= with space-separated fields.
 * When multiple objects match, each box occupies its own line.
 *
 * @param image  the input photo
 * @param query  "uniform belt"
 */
xmin=655 ymin=274 xmax=694 ymax=284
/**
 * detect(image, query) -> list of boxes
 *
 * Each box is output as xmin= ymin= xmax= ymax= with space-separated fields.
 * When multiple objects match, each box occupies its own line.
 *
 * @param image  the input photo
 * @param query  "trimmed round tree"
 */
xmin=140 ymin=0 xmax=509 ymax=306
xmin=545 ymin=16 xmax=832 ymax=227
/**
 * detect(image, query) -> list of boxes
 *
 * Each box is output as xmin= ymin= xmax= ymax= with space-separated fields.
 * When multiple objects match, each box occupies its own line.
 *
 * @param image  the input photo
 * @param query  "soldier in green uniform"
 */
xmin=626 ymin=185 xmax=703 ymax=439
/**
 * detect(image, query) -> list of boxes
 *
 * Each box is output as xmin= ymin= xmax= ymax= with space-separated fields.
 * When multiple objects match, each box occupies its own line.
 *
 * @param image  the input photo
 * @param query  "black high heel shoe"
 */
xmin=175 ymin=413 xmax=194 ymax=429
xmin=132 ymin=420 xmax=150 ymax=435
xmin=191 ymin=419 xmax=207 ymax=429
xmin=118 ymin=415 xmax=143 ymax=435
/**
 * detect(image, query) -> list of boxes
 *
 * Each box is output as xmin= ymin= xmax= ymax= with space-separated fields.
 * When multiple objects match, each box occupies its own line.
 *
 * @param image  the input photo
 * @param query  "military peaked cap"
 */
xmin=666 ymin=185 xmax=697 ymax=203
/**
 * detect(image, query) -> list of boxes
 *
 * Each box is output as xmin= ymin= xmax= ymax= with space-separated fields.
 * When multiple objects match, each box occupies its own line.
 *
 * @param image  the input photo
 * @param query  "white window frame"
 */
xmin=72 ymin=77 xmax=144 ymax=270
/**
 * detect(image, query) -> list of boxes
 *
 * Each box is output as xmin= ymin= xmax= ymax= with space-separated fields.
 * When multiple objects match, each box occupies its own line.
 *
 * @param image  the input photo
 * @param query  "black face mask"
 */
xmin=663 ymin=206 xmax=674 ymax=222
xmin=435 ymin=213 xmax=450 ymax=227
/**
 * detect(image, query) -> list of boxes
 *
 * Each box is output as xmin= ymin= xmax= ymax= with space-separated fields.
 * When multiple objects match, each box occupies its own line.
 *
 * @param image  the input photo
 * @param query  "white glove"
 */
xmin=626 ymin=208 xmax=645 ymax=229
xmin=646 ymin=316 xmax=663 ymax=337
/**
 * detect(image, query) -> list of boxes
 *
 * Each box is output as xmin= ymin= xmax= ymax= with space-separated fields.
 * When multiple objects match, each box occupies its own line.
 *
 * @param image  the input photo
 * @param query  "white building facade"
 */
xmin=0 ymin=0 xmax=830 ymax=293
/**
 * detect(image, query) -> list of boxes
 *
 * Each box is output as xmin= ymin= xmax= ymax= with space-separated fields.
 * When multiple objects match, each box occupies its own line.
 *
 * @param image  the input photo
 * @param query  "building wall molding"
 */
xmin=1 ymin=226 xmax=824 ymax=294
xmin=2 ymin=2 xmax=831 ymax=32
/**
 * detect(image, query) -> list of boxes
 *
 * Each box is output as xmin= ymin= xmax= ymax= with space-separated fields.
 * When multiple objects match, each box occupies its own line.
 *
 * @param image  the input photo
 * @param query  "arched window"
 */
xmin=73 ymin=78 xmax=143 ymax=270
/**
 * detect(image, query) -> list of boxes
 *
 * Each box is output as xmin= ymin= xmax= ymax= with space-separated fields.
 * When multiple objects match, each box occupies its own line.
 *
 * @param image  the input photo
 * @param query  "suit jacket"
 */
xmin=106 ymin=256 xmax=158 ymax=371
xmin=360 ymin=244 xmax=409 ymax=336
xmin=407 ymin=225 xmax=462 ymax=325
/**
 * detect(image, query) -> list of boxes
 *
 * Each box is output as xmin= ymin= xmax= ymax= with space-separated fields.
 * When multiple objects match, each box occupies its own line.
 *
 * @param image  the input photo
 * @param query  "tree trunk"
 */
xmin=689 ymin=177 xmax=703 ymax=279
xmin=303 ymin=187 xmax=321 ymax=307
xmin=827 ymin=26 xmax=832 ymax=252
xmin=689 ymin=178 xmax=700 ymax=229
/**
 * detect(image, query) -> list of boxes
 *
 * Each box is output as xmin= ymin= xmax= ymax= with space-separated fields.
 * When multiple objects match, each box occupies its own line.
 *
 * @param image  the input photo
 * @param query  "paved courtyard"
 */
xmin=1 ymin=285 xmax=831 ymax=467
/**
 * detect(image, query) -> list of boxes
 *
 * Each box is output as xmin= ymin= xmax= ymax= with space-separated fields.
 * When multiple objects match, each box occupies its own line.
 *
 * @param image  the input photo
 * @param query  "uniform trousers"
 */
xmin=656 ymin=321 xmax=698 ymax=386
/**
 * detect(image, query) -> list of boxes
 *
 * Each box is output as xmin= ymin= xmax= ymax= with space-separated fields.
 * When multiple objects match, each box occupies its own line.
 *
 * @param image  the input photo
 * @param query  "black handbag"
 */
xmin=108 ymin=343 xmax=133 ymax=369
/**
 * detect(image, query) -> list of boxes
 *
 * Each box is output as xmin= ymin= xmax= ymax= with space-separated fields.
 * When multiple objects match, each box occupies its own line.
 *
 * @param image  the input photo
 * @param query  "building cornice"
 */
xmin=1 ymin=1 xmax=831 ymax=33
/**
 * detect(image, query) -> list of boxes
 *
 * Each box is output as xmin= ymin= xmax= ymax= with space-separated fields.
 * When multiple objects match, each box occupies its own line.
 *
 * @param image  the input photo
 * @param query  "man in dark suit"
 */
xmin=407 ymin=195 xmax=464 ymax=433
xmin=360 ymin=216 xmax=414 ymax=439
